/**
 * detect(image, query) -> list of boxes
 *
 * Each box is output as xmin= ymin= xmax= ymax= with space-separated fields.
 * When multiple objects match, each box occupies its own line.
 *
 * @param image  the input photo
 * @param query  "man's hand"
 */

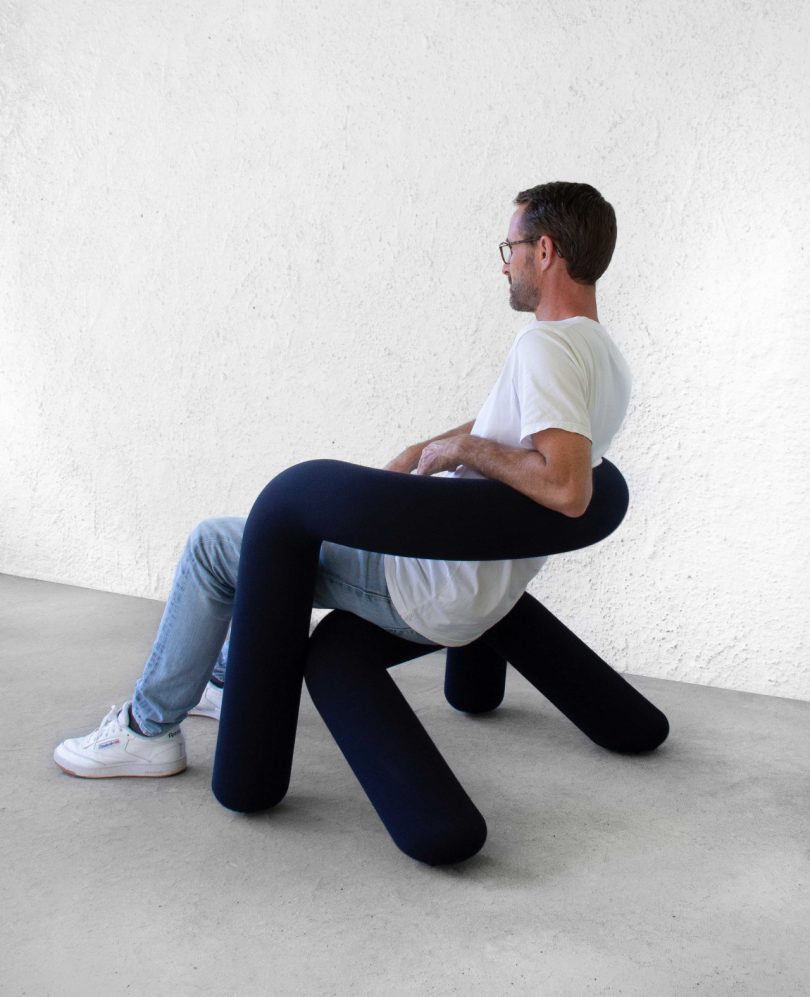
xmin=383 ymin=444 xmax=423 ymax=474
xmin=414 ymin=436 xmax=466 ymax=476
xmin=384 ymin=420 xmax=475 ymax=474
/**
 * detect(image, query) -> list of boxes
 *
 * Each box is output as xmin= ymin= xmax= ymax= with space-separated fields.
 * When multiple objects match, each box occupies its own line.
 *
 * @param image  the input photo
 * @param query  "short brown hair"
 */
xmin=514 ymin=182 xmax=617 ymax=285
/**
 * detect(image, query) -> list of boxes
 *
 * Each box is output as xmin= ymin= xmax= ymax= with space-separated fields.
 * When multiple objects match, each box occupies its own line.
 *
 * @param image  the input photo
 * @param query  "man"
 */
xmin=53 ymin=181 xmax=630 ymax=778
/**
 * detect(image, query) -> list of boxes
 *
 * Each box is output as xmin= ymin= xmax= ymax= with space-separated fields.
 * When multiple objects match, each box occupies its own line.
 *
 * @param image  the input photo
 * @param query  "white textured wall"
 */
xmin=2 ymin=0 xmax=809 ymax=700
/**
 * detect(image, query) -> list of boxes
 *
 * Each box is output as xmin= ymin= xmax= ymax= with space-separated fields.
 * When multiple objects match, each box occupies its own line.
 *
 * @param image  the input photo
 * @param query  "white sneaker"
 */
xmin=53 ymin=702 xmax=187 ymax=778
xmin=188 ymin=681 xmax=223 ymax=720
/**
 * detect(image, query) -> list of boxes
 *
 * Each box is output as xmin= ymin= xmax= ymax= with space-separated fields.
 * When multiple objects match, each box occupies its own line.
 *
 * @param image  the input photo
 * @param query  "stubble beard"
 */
xmin=508 ymin=276 xmax=537 ymax=313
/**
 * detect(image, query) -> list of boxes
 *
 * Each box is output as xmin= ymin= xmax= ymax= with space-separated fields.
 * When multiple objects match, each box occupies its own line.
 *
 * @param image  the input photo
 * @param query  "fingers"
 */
xmin=385 ymin=449 xmax=415 ymax=473
xmin=416 ymin=443 xmax=441 ymax=476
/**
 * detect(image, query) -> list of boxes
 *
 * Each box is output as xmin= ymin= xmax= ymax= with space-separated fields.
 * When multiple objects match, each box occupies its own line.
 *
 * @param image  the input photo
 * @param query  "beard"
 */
xmin=508 ymin=275 xmax=538 ymax=313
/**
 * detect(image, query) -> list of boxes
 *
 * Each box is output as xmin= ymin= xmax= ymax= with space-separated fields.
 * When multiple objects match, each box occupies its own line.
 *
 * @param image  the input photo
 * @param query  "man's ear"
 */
xmin=536 ymin=234 xmax=557 ymax=271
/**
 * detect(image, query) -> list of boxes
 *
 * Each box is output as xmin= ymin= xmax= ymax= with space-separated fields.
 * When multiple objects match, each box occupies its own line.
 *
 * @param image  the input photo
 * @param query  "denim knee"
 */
xmin=185 ymin=516 xmax=244 ymax=601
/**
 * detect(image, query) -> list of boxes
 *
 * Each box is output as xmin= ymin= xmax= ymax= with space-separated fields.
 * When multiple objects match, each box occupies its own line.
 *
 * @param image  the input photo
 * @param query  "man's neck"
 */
xmin=534 ymin=289 xmax=599 ymax=323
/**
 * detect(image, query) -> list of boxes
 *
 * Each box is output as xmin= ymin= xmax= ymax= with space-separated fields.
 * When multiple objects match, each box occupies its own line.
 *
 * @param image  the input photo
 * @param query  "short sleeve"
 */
xmin=515 ymin=329 xmax=592 ymax=447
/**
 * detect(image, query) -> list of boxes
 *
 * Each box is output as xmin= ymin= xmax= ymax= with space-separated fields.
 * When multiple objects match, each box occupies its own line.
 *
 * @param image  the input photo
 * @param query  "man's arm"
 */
xmin=384 ymin=420 xmax=475 ymax=474
xmin=415 ymin=427 xmax=593 ymax=518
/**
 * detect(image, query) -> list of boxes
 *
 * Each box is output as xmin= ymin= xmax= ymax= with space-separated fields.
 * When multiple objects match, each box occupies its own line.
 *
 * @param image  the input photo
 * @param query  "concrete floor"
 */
xmin=1 ymin=573 xmax=808 ymax=997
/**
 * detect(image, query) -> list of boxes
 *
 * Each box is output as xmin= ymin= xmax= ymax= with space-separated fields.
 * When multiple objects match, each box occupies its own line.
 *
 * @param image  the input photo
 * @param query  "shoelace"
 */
xmin=81 ymin=704 xmax=124 ymax=748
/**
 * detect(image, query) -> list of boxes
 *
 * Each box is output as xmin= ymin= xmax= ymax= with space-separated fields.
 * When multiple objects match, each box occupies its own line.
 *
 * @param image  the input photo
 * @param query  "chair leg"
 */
xmin=484 ymin=593 xmax=670 ymax=754
xmin=444 ymin=642 xmax=507 ymax=713
xmin=304 ymin=611 xmax=488 ymax=866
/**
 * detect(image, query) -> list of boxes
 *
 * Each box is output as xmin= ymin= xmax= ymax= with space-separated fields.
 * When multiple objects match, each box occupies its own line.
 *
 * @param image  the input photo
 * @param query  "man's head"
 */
xmin=502 ymin=181 xmax=617 ymax=314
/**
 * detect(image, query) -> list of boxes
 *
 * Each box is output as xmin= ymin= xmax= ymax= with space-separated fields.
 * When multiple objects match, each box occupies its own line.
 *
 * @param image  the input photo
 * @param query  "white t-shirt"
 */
xmin=384 ymin=315 xmax=632 ymax=646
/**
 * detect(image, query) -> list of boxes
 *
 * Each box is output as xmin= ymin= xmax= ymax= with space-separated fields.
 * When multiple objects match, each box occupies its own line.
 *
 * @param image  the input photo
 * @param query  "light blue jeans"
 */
xmin=131 ymin=517 xmax=436 ymax=735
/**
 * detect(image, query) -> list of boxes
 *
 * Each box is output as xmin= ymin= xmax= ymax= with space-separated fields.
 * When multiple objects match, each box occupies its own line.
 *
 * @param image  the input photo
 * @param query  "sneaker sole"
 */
xmin=187 ymin=708 xmax=219 ymax=720
xmin=53 ymin=745 xmax=187 ymax=779
xmin=54 ymin=760 xmax=187 ymax=778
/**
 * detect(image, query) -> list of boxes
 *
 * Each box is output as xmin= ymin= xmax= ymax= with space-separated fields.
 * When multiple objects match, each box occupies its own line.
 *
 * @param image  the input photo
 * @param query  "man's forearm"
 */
xmin=417 ymin=420 xmax=475 ymax=448
xmin=432 ymin=434 xmax=588 ymax=517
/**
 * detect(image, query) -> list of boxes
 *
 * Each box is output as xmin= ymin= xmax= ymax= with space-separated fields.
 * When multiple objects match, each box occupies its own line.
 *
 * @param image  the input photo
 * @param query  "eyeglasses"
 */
xmin=498 ymin=238 xmax=564 ymax=264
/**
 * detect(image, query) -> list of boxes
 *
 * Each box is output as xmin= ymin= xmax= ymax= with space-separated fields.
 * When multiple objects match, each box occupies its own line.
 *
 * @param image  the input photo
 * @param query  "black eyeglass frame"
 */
xmin=499 ymin=238 xmax=564 ymax=264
